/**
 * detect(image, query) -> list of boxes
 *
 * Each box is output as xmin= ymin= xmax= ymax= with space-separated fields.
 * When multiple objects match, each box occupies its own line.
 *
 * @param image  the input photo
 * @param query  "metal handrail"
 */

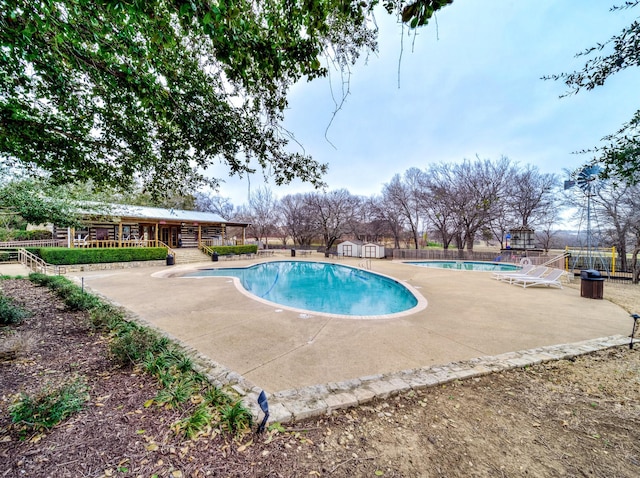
xmin=541 ymin=251 xmax=571 ymax=268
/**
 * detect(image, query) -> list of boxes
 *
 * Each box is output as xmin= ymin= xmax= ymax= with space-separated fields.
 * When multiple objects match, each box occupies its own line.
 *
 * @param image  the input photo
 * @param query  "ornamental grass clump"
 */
xmin=9 ymin=377 xmax=89 ymax=434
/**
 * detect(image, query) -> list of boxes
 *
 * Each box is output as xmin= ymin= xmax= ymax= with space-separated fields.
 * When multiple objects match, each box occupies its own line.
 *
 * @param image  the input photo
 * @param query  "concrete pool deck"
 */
xmin=3 ymin=256 xmax=631 ymax=422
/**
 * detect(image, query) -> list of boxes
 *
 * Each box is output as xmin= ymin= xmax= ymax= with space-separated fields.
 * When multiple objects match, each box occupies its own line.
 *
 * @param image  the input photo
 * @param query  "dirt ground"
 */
xmin=1 ymin=278 xmax=639 ymax=477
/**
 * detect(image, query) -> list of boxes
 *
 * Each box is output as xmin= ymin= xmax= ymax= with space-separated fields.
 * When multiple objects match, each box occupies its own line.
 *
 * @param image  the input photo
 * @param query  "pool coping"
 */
xmin=156 ymin=261 xmax=428 ymax=320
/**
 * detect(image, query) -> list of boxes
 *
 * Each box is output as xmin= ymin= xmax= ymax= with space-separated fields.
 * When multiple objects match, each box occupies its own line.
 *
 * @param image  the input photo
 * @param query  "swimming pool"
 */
xmin=405 ymin=261 xmax=521 ymax=272
xmin=184 ymin=261 xmax=421 ymax=317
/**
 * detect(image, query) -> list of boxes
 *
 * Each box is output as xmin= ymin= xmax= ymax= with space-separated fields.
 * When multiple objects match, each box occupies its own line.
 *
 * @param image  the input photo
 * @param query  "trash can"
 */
xmin=291 ymin=249 xmax=296 ymax=257
xmin=580 ymin=269 xmax=604 ymax=299
xmin=212 ymin=251 xmax=218 ymax=262
xmin=166 ymin=254 xmax=175 ymax=266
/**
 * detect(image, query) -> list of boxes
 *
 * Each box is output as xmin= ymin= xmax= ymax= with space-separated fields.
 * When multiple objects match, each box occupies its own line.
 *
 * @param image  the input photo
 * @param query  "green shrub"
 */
xmin=0 ymin=229 xmax=52 ymax=241
xmin=203 ymin=386 xmax=232 ymax=408
xmin=109 ymin=324 xmax=168 ymax=366
xmin=9 ymin=377 xmax=89 ymax=432
xmin=89 ymin=304 xmax=125 ymax=330
xmin=210 ymin=245 xmax=258 ymax=256
xmin=176 ymin=404 xmax=213 ymax=439
xmin=64 ymin=289 xmax=101 ymax=311
xmin=220 ymin=401 xmax=253 ymax=436
xmin=34 ymin=247 xmax=168 ymax=265
xmin=28 ymin=273 xmax=100 ymax=311
xmin=153 ymin=375 xmax=197 ymax=408
xmin=0 ymin=294 xmax=31 ymax=325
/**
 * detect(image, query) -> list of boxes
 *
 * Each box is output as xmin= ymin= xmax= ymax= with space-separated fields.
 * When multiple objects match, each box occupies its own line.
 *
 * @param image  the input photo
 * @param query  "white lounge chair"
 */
xmin=511 ymin=268 xmax=566 ymax=289
xmin=497 ymin=266 xmax=548 ymax=283
xmin=492 ymin=264 xmax=534 ymax=280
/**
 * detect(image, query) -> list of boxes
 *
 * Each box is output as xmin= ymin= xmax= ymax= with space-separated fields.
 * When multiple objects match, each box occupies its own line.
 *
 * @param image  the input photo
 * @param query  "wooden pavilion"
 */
xmin=53 ymin=204 xmax=249 ymax=250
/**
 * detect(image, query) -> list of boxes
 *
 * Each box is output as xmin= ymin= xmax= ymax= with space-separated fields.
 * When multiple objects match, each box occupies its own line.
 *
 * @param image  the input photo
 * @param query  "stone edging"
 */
xmin=239 ymin=335 xmax=631 ymax=424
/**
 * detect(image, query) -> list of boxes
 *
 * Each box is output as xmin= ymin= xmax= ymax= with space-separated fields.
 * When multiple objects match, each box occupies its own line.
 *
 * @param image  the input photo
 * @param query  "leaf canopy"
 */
xmin=0 ymin=0 xmax=452 ymax=198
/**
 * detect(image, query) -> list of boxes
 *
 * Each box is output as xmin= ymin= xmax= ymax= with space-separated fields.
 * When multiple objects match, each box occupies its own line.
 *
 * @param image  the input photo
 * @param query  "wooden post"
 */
xmin=118 ymin=222 xmax=123 ymax=248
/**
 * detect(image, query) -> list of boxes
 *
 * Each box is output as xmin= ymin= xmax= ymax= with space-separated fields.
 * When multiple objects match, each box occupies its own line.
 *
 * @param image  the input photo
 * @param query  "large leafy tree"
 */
xmin=0 ymin=176 xmax=81 ymax=227
xmin=0 ymin=0 xmax=452 ymax=198
xmin=548 ymin=1 xmax=640 ymax=184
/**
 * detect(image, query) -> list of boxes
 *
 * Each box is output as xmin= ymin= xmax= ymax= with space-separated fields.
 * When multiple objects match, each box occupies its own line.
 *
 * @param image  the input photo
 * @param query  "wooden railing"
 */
xmin=0 ymin=239 xmax=65 ymax=248
xmin=18 ymin=248 xmax=66 ymax=275
xmin=199 ymin=243 xmax=214 ymax=258
xmin=72 ymin=239 xmax=163 ymax=249
xmin=158 ymin=241 xmax=175 ymax=258
xmin=201 ymin=238 xmax=237 ymax=247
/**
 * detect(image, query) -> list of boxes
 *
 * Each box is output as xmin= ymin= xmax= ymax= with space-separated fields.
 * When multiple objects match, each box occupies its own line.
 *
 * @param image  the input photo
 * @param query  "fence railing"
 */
xmin=201 ymin=238 xmax=238 ymax=247
xmin=0 ymin=239 xmax=66 ymax=248
xmin=391 ymin=249 xmax=567 ymax=269
xmin=71 ymin=239 xmax=165 ymax=249
xmin=18 ymin=248 xmax=66 ymax=275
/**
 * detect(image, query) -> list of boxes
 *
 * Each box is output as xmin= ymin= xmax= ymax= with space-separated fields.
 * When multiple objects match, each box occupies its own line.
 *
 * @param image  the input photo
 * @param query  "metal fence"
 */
xmin=391 ymin=248 xmax=637 ymax=284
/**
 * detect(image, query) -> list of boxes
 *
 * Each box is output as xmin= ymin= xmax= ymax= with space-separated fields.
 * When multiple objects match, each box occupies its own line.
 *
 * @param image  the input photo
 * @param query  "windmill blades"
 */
xmin=576 ymin=165 xmax=602 ymax=195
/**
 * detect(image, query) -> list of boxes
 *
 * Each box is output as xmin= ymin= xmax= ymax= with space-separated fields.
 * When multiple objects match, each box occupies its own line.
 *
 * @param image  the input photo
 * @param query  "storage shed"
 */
xmin=337 ymin=240 xmax=363 ymax=257
xmin=362 ymin=243 xmax=386 ymax=259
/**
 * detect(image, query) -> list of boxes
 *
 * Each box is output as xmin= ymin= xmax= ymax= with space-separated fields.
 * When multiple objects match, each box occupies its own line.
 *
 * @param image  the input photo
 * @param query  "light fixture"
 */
xmin=257 ymin=390 xmax=269 ymax=433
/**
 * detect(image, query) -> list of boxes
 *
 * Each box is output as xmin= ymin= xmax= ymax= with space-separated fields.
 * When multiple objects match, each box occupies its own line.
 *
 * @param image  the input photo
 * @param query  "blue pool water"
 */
xmin=405 ymin=261 xmax=521 ymax=272
xmin=184 ymin=261 xmax=418 ymax=316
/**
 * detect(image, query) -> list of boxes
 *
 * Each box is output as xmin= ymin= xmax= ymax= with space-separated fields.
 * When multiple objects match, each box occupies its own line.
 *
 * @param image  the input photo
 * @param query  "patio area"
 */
xmin=63 ymin=254 xmax=630 ymax=395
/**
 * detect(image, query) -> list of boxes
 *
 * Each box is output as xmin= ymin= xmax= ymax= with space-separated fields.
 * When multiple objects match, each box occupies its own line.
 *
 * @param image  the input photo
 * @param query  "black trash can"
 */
xmin=580 ymin=269 xmax=604 ymax=299
xmin=291 ymin=249 xmax=296 ymax=257
xmin=166 ymin=254 xmax=175 ymax=266
xmin=212 ymin=251 xmax=219 ymax=262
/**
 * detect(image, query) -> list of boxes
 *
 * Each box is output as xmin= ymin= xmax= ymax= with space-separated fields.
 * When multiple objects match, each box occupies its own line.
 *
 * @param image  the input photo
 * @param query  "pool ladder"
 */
xmin=358 ymin=259 xmax=372 ymax=270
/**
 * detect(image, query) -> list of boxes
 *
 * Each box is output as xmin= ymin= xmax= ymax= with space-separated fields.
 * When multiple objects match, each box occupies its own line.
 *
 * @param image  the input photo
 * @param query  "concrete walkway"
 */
xmin=3 ymin=256 xmax=631 ymax=422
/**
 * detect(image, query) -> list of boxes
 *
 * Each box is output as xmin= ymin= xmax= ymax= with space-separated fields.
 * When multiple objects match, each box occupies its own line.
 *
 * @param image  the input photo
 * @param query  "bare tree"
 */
xmin=535 ymin=206 xmax=562 ymax=253
xmin=279 ymin=193 xmax=318 ymax=247
xmin=367 ymin=195 xmax=406 ymax=248
xmin=247 ymin=186 xmax=278 ymax=249
xmin=194 ymin=191 xmax=235 ymax=219
xmin=509 ymin=164 xmax=560 ymax=229
xmin=419 ymin=164 xmax=458 ymax=249
xmin=382 ymin=168 xmax=424 ymax=249
xmin=592 ymin=182 xmax=640 ymax=272
xmin=447 ymin=157 xmax=511 ymax=251
xmin=306 ymin=190 xmax=360 ymax=254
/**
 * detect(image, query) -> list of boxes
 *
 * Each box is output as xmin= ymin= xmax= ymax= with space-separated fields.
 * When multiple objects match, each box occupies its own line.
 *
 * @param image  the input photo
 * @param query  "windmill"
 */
xmin=564 ymin=165 xmax=607 ymax=271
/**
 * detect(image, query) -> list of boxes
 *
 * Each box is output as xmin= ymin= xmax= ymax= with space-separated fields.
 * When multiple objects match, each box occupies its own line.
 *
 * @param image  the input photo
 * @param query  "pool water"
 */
xmin=405 ymin=261 xmax=521 ymax=272
xmin=184 ymin=261 xmax=418 ymax=317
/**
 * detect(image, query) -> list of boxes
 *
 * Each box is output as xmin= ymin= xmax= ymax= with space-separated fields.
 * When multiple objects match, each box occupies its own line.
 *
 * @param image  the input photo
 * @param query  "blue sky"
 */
xmin=210 ymin=1 xmax=640 ymax=206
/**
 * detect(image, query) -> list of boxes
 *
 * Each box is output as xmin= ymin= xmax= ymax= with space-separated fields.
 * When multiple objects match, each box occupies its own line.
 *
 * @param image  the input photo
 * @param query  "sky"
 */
xmin=209 ymin=0 xmax=640 ymax=207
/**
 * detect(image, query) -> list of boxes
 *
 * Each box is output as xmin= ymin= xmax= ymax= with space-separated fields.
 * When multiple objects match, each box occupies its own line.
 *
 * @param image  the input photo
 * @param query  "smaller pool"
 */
xmin=405 ymin=261 xmax=521 ymax=272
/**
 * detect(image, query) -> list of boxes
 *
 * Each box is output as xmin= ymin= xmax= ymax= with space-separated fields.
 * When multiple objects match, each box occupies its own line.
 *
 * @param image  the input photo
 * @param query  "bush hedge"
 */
xmin=209 ymin=245 xmax=258 ymax=256
xmin=0 ymin=229 xmax=53 ymax=241
xmin=31 ymin=247 xmax=168 ymax=265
